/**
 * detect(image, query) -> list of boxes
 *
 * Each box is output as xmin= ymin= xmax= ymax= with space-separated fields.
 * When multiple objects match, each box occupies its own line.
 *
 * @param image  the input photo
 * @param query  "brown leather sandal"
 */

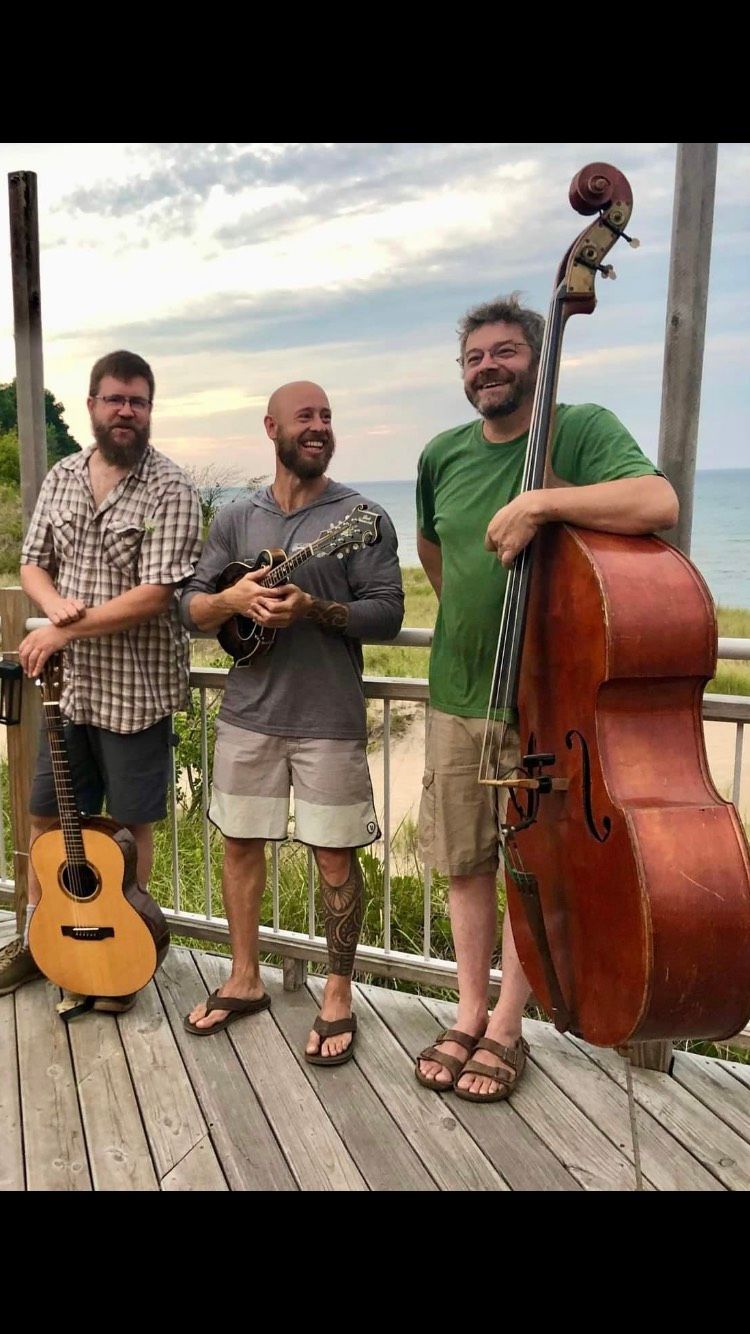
xmin=415 ymin=1027 xmax=484 ymax=1092
xmin=454 ymin=1035 xmax=530 ymax=1102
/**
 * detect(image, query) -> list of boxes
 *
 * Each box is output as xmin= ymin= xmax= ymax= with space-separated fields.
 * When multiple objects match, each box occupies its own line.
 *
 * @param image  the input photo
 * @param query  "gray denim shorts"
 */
xmin=30 ymin=716 xmax=173 ymax=825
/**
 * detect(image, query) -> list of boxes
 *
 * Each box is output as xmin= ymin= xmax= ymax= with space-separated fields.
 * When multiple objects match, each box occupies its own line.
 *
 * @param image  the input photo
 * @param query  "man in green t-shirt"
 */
xmin=414 ymin=294 xmax=678 ymax=1103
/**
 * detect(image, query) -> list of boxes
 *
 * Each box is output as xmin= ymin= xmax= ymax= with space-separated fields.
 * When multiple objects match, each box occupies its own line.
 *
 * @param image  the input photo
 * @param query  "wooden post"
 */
xmin=657 ymin=144 xmax=718 ymax=555
xmin=631 ymin=145 xmax=719 ymax=1075
xmin=8 ymin=170 xmax=47 ymax=532
xmin=283 ymin=957 xmax=308 ymax=991
xmin=619 ymin=1040 xmax=673 ymax=1074
xmin=0 ymin=590 xmax=41 ymax=931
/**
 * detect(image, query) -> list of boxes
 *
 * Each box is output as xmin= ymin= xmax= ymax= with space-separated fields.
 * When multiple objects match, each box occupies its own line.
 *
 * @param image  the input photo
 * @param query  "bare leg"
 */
xmin=417 ymin=871 xmax=497 ymax=1085
xmin=306 ymin=847 xmax=362 ymax=1060
xmin=187 ymin=836 xmax=267 ymax=1031
xmin=456 ymin=906 xmax=531 ymax=1096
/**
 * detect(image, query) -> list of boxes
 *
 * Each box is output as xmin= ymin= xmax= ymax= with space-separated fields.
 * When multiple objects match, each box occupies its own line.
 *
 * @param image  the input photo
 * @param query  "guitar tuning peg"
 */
xmin=627 ymin=236 xmax=640 ymax=248
xmin=599 ymin=263 xmax=617 ymax=279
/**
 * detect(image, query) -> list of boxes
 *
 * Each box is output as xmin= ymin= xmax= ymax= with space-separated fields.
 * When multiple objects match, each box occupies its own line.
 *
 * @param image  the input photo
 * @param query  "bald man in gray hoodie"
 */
xmin=180 ymin=382 xmax=404 ymax=1063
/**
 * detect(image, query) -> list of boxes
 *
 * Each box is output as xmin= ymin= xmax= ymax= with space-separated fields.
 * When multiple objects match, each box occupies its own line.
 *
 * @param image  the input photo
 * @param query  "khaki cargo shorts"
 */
xmin=418 ymin=708 xmax=520 ymax=877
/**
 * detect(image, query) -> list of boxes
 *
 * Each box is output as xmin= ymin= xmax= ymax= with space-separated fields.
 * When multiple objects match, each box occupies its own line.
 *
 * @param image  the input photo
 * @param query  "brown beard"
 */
xmin=276 ymin=427 xmax=335 ymax=479
xmin=465 ymin=365 xmax=537 ymax=420
xmin=93 ymin=420 xmax=150 ymax=469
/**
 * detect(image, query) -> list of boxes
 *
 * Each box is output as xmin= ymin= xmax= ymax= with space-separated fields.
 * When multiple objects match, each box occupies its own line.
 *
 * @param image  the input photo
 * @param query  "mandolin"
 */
xmin=28 ymin=654 xmax=169 ymax=1000
xmin=217 ymin=503 xmax=381 ymax=665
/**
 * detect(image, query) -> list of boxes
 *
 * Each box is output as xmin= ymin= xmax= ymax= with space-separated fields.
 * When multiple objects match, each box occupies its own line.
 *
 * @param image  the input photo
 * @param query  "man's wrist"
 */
xmin=528 ymin=489 xmax=555 ymax=524
xmin=304 ymin=597 xmax=349 ymax=630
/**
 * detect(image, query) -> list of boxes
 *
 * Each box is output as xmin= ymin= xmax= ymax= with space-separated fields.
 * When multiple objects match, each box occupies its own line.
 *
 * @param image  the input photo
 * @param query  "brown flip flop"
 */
xmin=304 ymin=1013 xmax=357 ymax=1066
xmin=183 ymin=988 xmax=271 ymax=1036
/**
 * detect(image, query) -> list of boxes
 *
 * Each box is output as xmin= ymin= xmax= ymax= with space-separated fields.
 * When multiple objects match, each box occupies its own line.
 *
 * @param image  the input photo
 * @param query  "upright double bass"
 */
xmin=482 ymin=163 xmax=750 ymax=1047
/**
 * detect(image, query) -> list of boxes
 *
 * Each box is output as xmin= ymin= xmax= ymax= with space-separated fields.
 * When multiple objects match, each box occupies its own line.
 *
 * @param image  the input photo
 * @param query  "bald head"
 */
xmin=266 ymin=381 xmax=329 ymax=421
xmin=265 ymin=380 xmax=335 ymax=481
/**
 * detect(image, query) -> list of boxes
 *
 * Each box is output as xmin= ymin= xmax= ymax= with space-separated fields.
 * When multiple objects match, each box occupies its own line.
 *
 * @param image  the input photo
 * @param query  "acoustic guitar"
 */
xmin=28 ymin=653 xmax=168 ymax=999
xmin=217 ymin=502 xmax=381 ymax=665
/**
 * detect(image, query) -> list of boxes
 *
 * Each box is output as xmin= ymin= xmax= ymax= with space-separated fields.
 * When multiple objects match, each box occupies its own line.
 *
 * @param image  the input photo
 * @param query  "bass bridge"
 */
xmin=498 ymin=751 xmax=564 ymax=834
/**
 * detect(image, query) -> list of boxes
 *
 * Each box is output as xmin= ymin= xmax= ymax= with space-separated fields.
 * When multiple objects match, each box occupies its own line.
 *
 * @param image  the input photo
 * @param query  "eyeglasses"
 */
xmin=460 ymin=342 xmax=531 ymax=368
xmin=93 ymin=394 xmax=152 ymax=412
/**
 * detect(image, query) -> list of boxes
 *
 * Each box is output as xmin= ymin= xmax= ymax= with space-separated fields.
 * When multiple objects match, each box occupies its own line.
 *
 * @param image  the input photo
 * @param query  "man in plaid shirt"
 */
xmin=0 ymin=350 xmax=203 ymax=1010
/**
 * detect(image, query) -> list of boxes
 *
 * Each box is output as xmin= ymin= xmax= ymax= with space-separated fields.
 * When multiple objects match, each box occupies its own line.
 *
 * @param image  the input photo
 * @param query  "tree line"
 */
xmin=0 ymin=381 xmax=82 ymax=573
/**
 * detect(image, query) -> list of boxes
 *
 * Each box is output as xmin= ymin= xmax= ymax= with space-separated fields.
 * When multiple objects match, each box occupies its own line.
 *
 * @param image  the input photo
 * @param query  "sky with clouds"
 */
xmin=0 ymin=142 xmax=747 ymax=485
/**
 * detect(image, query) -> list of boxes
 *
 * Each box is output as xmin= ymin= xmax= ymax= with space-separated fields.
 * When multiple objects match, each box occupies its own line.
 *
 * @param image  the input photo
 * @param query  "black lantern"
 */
xmin=0 ymin=659 xmax=22 ymax=726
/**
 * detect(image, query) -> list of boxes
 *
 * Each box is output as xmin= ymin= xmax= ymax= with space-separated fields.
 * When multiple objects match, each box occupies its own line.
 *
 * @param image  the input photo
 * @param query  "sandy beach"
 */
xmin=367 ymin=709 xmax=750 ymax=839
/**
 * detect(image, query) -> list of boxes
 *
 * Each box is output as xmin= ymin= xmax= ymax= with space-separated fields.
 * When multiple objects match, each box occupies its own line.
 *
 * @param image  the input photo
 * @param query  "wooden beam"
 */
xmin=657 ymin=143 xmax=718 ymax=555
xmin=8 ymin=170 xmax=47 ymax=530
xmin=638 ymin=144 xmax=719 ymax=1074
xmin=0 ymin=589 xmax=40 ymax=930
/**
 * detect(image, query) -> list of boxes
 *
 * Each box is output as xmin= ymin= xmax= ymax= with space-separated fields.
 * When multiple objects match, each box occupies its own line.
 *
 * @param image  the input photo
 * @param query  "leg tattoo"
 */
xmin=320 ymin=854 xmax=364 ymax=977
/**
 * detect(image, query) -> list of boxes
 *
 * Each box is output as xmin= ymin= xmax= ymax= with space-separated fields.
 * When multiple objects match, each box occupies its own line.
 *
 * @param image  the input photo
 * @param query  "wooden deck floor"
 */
xmin=2 ymin=914 xmax=750 ymax=1191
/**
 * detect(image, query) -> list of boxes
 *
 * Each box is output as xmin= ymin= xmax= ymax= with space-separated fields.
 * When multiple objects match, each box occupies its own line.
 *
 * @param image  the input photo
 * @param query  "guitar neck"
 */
xmin=43 ymin=701 xmax=86 ymax=866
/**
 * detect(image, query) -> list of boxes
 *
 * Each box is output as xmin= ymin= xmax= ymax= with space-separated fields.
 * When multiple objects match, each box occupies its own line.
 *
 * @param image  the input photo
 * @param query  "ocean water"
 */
xmin=220 ymin=470 xmax=750 ymax=610
xmin=351 ymin=471 xmax=750 ymax=611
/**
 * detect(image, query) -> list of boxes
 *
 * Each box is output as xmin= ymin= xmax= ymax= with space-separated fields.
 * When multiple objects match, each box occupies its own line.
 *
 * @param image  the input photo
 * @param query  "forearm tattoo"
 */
xmin=305 ymin=598 xmax=349 ymax=631
xmin=320 ymin=854 xmax=364 ymax=976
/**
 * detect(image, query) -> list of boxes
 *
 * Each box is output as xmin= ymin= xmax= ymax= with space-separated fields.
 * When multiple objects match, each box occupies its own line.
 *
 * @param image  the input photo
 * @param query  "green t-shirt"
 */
xmin=416 ymin=403 xmax=661 ymax=718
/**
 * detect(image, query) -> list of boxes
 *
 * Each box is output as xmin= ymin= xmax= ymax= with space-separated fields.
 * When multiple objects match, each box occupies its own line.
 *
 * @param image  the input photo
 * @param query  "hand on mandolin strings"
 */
xmin=221 ymin=565 xmax=313 ymax=629
xmin=248 ymin=582 xmax=314 ymax=628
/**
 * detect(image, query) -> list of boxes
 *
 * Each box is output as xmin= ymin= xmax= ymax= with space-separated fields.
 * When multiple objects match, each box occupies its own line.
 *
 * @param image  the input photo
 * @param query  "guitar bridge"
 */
xmin=61 ymin=926 xmax=115 ymax=941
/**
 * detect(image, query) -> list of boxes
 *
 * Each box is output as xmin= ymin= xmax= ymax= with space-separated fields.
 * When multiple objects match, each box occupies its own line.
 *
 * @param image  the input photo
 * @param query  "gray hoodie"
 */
xmin=180 ymin=481 xmax=404 ymax=739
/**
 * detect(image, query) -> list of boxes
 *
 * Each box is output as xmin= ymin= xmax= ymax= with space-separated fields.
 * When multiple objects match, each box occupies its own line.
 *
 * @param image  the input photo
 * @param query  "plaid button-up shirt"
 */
xmin=21 ymin=445 xmax=203 ymax=733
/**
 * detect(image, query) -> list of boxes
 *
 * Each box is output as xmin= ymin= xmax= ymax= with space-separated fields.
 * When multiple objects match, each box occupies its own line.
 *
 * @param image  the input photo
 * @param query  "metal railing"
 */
xmin=1 ymin=630 xmax=749 ymax=997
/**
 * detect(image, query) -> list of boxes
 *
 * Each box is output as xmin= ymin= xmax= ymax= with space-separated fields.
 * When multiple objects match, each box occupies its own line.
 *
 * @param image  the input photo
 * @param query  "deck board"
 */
xmin=16 ymin=978 xmax=91 ymax=1191
xmin=520 ymin=1018 xmax=724 ymax=1192
xmin=308 ymin=975 xmax=509 ymax=1191
xmin=118 ymin=978 xmax=213 ymax=1181
xmin=155 ymin=949 xmax=298 ymax=1191
xmin=569 ymin=1035 xmax=750 ymax=1190
xmin=367 ymin=985 xmax=581 ymax=1191
xmin=0 ymin=995 xmax=24 ymax=1191
xmin=261 ymin=966 xmax=438 ymax=1191
xmin=2 ymin=923 xmax=749 ymax=1192
xmin=425 ymin=1001 xmax=646 ymax=1192
xmin=68 ymin=1009 xmax=158 ymax=1192
xmin=197 ymin=953 xmax=367 ymax=1192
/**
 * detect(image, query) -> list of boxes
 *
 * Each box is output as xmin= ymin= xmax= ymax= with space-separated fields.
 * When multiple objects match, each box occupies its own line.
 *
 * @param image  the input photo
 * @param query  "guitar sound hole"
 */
xmin=60 ymin=862 xmax=100 ymax=900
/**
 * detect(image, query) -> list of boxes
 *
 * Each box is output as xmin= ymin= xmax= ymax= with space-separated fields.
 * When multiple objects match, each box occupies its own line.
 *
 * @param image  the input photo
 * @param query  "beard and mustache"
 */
xmin=93 ymin=419 xmax=150 ymax=469
xmin=275 ymin=426 xmax=336 ymax=479
xmin=465 ymin=364 xmax=537 ymax=420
